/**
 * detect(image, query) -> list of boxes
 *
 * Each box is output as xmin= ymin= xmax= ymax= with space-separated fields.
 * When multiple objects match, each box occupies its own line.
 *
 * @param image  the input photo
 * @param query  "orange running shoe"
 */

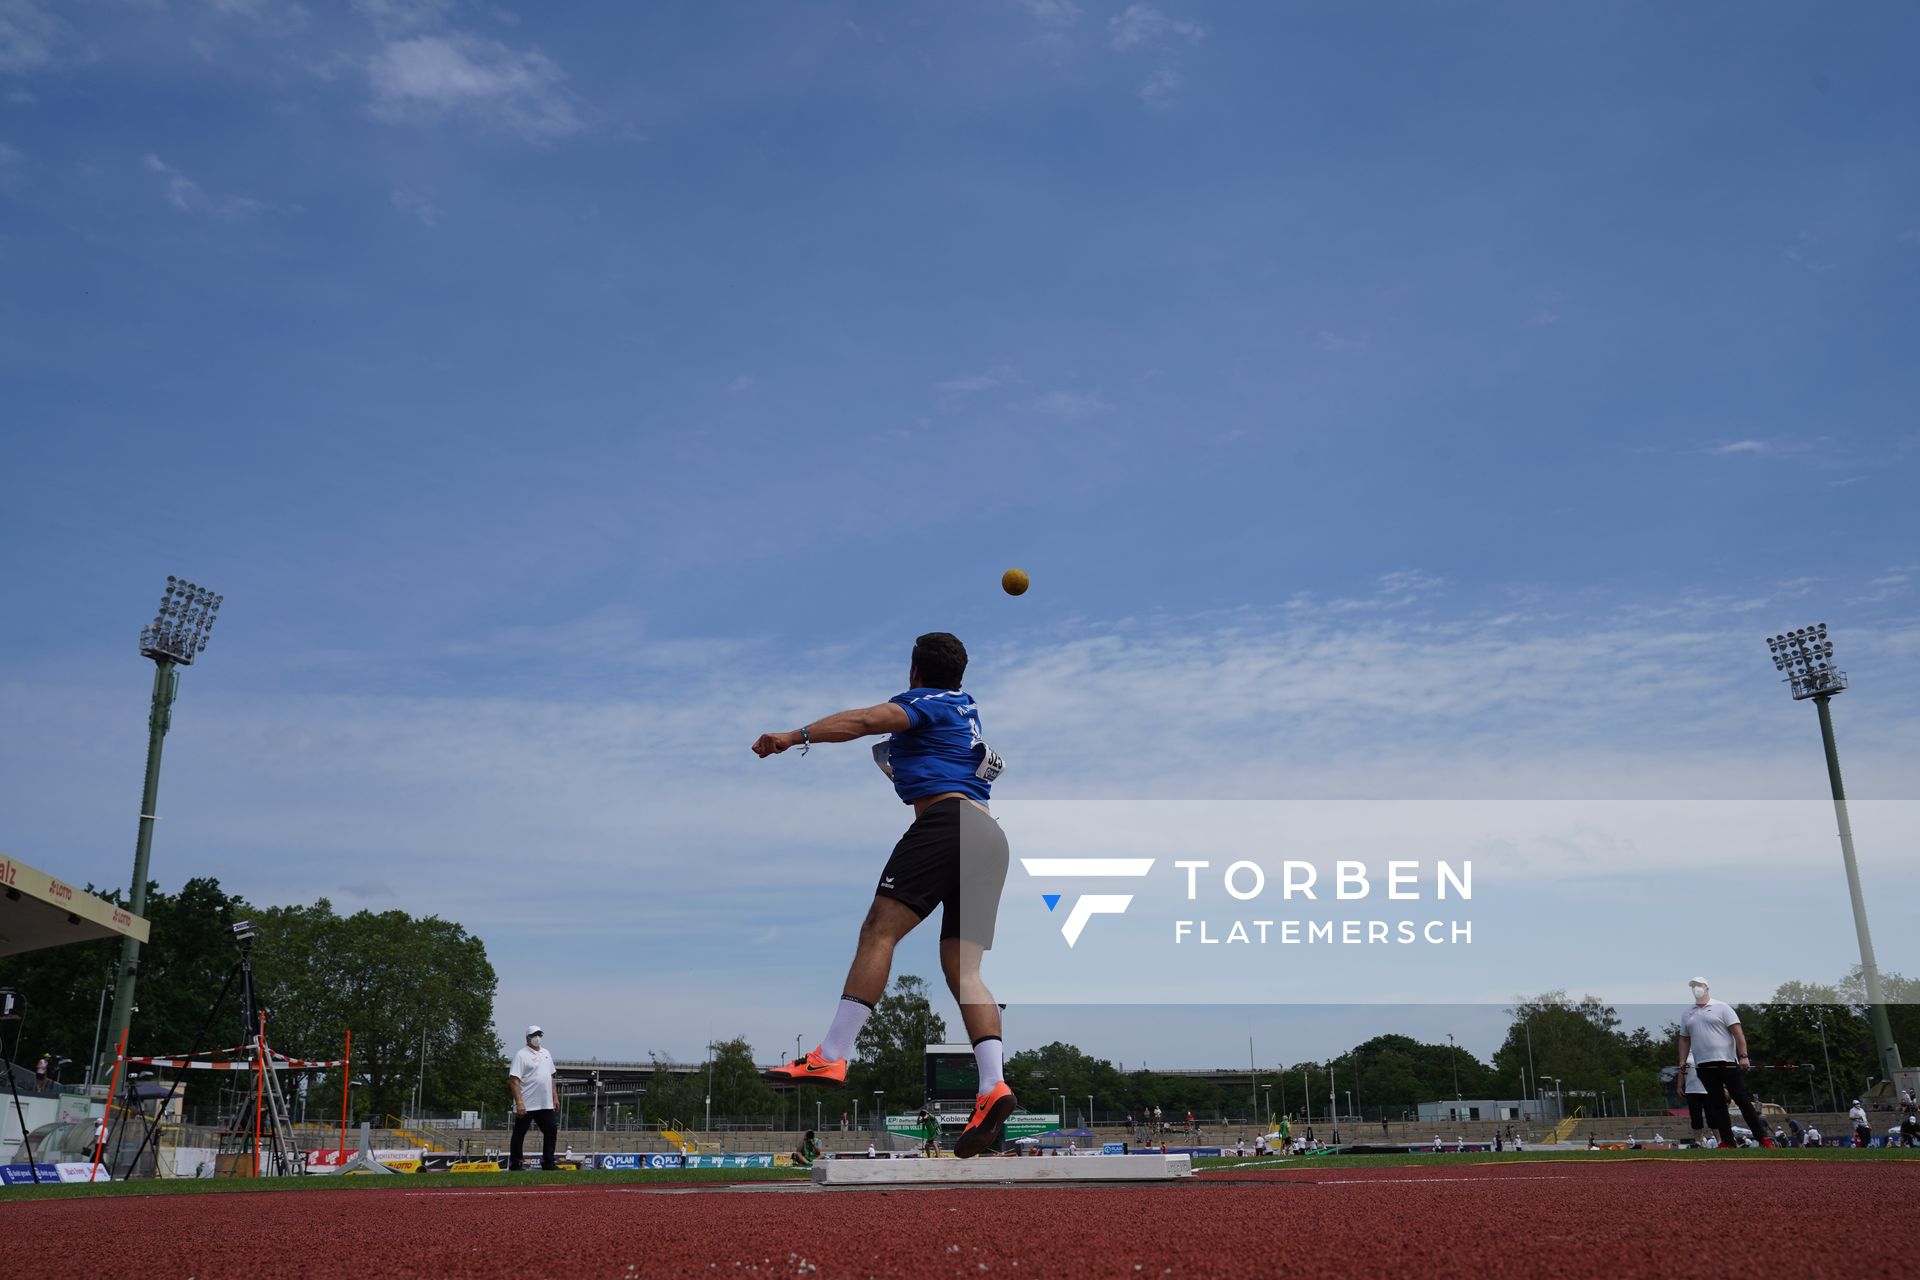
xmin=954 ymin=1080 xmax=1017 ymax=1159
xmin=762 ymin=1047 xmax=847 ymax=1089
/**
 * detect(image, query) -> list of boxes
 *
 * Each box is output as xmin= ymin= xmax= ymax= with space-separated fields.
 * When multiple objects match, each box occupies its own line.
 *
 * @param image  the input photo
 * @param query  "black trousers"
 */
xmin=1694 ymin=1061 xmax=1764 ymax=1144
xmin=511 ymin=1108 xmax=558 ymax=1170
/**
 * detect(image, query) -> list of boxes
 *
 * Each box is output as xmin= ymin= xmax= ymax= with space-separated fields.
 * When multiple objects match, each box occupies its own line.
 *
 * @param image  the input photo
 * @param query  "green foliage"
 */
xmin=249 ymin=899 xmax=501 ymax=1120
xmin=848 ymin=975 xmax=947 ymax=1104
xmin=703 ymin=1036 xmax=784 ymax=1124
xmin=0 ymin=878 xmax=502 ymax=1120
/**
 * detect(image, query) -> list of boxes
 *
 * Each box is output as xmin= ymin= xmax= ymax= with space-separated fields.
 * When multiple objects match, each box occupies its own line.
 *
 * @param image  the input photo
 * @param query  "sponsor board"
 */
xmin=1102 ymin=1142 xmax=1126 ymax=1154
xmin=448 ymin=1160 xmax=501 ymax=1173
xmin=0 ymin=1163 xmax=61 ymax=1185
xmin=305 ymin=1148 xmax=422 ymax=1173
xmin=681 ymin=1154 xmax=775 ymax=1169
xmin=56 ymin=1163 xmax=111 ymax=1183
xmin=595 ymin=1153 xmax=690 ymax=1171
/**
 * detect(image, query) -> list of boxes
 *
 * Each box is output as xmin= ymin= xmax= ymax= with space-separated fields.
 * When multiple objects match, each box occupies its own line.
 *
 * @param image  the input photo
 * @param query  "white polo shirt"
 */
xmin=1681 ymin=999 xmax=1741 ymax=1063
xmin=510 ymin=1045 xmax=557 ymax=1111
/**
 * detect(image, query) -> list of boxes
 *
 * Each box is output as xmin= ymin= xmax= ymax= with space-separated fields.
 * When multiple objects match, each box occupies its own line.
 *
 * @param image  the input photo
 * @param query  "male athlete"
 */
xmin=752 ymin=632 xmax=1016 ymax=1158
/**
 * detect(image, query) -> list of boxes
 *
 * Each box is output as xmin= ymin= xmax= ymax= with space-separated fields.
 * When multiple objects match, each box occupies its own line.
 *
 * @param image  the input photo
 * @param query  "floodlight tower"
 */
xmin=99 ymin=577 xmax=223 ymax=1082
xmin=1764 ymin=623 xmax=1902 ymax=1077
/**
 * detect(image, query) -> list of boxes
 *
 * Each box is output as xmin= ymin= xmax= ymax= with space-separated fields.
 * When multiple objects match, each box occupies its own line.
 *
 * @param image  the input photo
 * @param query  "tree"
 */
xmin=247 ymin=900 xmax=501 ymax=1121
xmin=642 ymin=1052 xmax=704 ymax=1129
xmin=704 ymin=1036 xmax=784 ymax=1124
xmin=849 ymin=975 xmax=947 ymax=1105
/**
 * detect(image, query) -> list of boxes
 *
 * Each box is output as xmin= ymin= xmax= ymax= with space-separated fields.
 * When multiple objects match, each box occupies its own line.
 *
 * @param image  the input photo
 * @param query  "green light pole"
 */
xmin=1765 ymin=624 xmax=1902 ymax=1078
xmin=99 ymin=577 xmax=222 ymax=1083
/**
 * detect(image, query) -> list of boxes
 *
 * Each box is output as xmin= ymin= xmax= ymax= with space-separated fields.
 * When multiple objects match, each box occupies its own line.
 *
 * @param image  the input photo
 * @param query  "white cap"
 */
xmin=526 ymin=1024 xmax=543 ymax=1037
xmin=1688 ymin=976 xmax=1709 ymax=987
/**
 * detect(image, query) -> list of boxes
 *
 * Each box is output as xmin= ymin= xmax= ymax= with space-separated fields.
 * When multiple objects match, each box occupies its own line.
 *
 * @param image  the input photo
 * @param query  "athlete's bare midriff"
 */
xmin=912 ymin=791 xmax=992 ymax=818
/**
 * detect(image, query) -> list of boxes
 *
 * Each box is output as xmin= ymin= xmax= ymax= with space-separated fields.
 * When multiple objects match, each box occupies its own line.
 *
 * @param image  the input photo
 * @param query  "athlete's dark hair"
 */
xmin=911 ymin=632 xmax=968 ymax=690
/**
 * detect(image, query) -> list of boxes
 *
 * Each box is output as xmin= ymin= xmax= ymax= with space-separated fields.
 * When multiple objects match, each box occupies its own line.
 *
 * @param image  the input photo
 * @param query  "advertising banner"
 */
xmin=681 ymin=1153 xmax=775 ymax=1168
xmin=56 ymin=1163 xmax=110 ymax=1183
xmin=0 ymin=1163 xmax=61 ymax=1185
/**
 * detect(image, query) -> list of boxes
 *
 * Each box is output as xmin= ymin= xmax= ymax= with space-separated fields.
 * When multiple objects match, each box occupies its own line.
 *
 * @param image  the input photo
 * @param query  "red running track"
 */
xmin=6 ymin=1161 xmax=1916 ymax=1278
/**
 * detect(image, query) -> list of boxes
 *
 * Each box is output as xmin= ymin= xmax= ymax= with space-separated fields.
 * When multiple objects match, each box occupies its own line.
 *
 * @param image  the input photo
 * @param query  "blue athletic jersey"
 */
xmin=882 ymin=688 xmax=995 ymax=804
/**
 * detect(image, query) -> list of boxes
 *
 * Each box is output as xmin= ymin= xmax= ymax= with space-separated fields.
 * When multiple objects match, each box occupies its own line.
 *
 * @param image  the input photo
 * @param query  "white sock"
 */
xmin=820 ymin=996 xmax=871 ymax=1062
xmin=974 ymin=1036 xmax=1004 ymax=1091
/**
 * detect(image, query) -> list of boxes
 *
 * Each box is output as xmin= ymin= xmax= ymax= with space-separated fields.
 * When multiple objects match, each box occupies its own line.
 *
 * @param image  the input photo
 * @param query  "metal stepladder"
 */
xmin=213 ymin=931 xmax=306 ymax=1177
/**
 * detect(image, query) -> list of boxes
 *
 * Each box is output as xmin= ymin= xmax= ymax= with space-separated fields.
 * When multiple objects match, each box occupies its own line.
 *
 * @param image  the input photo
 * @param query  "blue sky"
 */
xmin=2 ymin=1 xmax=1917 ymax=1073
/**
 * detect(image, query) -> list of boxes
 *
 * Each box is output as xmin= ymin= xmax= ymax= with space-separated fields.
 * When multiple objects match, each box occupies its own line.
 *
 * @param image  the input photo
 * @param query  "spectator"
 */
xmin=34 ymin=1053 xmax=49 ymax=1094
xmin=507 ymin=1024 xmax=559 ymax=1172
xmin=1674 ymin=976 xmax=1774 ymax=1149
xmin=1494 ymin=1131 xmax=1504 ymax=1153
xmin=1849 ymin=1099 xmax=1870 ymax=1148
xmin=1805 ymin=1125 xmax=1822 ymax=1148
xmin=1900 ymin=1109 xmax=1918 ymax=1149
xmin=1680 ymin=1054 xmax=1710 ymax=1147
xmin=794 ymin=1130 xmax=822 ymax=1168
xmin=1787 ymin=1116 xmax=1804 ymax=1148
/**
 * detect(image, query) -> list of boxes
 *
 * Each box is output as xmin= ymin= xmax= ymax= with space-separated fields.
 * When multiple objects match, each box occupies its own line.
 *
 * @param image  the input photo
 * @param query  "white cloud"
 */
xmin=727 ymin=373 xmax=756 ymax=392
xmin=1109 ymin=3 xmax=1206 ymax=50
xmin=0 ymin=0 xmax=65 ymax=73
xmin=1138 ymin=66 xmax=1182 ymax=108
xmin=1031 ymin=388 xmax=1108 ymax=418
xmin=143 ymin=153 xmax=267 ymax=220
xmin=1012 ymin=0 xmax=1082 ymax=26
xmin=935 ymin=370 xmax=1008 ymax=393
xmin=368 ymin=32 xmax=581 ymax=139
xmin=389 ymin=186 xmax=441 ymax=226
xmin=205 ymin=0 xmax=311 ymax=36
xmin=1312 ymin=329 xmax=1366 ymax=353
xmin=1708 ymin=440 xmax=1770 ymax=456
xmin=353 ymin=0 xmax=455 ymax=36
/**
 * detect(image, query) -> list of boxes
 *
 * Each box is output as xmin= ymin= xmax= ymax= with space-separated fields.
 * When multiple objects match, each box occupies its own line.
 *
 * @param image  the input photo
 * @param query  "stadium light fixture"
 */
xmin=139 ymin=576 xmax=223 ymax=665
xmin=100 ymin=576 xmax=225 ymax=1083
xmin=1762 ymin=624 xmax=1902 ymax=1078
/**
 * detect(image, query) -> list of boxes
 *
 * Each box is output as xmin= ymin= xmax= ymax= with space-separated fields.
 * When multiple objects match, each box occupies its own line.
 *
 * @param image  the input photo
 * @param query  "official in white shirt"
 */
xmin=1680 ymin=1053 xmax=1711 ymax=1146
xmin=508 ymin=1024 xmax=559 ymax=1171
xmin=1674 ymin=977 xmax=1772 ymax=1149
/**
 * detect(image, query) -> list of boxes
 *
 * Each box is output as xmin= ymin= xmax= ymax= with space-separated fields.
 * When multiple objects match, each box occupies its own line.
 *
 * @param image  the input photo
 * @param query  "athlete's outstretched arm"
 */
xmin=752 ymin=702 xmax=911 ymax=757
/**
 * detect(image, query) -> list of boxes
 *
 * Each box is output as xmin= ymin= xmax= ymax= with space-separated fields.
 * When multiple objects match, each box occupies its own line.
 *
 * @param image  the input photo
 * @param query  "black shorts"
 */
xmin=875 ymin=798 xmax=1010 ymax=946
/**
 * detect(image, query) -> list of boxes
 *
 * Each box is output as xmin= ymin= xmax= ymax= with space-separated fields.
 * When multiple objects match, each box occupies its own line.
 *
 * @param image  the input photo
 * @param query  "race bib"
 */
xmin=974 ymin=742 xmax=1004 ymax=782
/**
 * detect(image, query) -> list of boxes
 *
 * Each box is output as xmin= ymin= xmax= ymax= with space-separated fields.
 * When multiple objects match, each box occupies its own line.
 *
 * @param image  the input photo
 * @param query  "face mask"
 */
xmin=1690 ymin=984 xmax=1709 ymax=1005
xmin=529 ymin=1036 xmax=542 ymax=1049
